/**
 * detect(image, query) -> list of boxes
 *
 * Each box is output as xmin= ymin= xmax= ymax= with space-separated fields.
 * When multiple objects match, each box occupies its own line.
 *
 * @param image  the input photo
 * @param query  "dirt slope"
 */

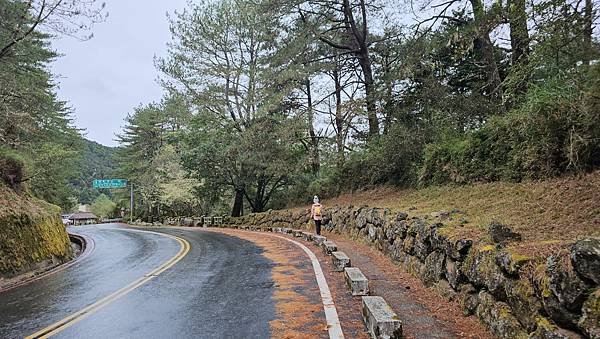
xmin=309 ymin=171 xmax=600 ymax=257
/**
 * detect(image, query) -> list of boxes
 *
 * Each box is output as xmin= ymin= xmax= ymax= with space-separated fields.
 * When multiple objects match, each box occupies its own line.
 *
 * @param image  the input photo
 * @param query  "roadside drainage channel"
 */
xmin=242 ymin=225 xmax=402 ymax=339
xmin=0 ymin=231 xmax=95 ymax=294
xmin=69 ymin=233 xmax=86 ymax=256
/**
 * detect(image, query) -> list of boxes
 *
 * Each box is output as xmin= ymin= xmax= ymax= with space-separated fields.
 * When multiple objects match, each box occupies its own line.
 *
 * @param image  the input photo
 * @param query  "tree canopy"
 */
xmin=114 ymin=0 xmax=599 ymax=220
xmin=4 ymin=0 xmax=595 ymax=219
xmin=0 ymin=0 xmax=106 ymax=210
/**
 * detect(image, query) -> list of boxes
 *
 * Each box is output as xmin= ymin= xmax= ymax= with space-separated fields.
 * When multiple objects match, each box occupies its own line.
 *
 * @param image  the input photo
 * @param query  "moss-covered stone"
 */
xmin=579 ymin=289 xmax=600 ymax=339
xmin=571 ymin=238 xmax=600 ymax=285
xmin=463 ymin=244 xmax=509 ymax=300
xmin=546 ymin=250 xmax=592 ymax=312
xmin=0 ymin=186 xmax=72 ymax=277
xmin=475 ymin=291 xmax=528 ymax=338
xmin=446 ymin=258 xmax=466 ymax=290
xmin=446 ymin=238 xmax=473 ymax=262
xmin=433 ymin=279 xmax=457 ymax=301
xmin=404 ymin=254 xmax=423 ymax=276
xmin=504 ymin=279 xmax=542 ymax=332
xmin=496 ymin=251 xmax=532 ymax=276
xmin=458 ymin=283 xmax=479 ymax=316
xmin=529 ymin=317 xmax=570 ymax=339
xmin=402 ymin=235 xmax=415 ymax=255
xmin=419 ymin=250 xmax=446 ymax=286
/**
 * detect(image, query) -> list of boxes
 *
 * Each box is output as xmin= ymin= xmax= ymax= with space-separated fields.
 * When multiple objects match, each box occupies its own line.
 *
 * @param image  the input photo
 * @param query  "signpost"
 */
xmin=92 ymin=179 xmax=128 ymax=189
xmin=92 ymin=179 xmax=133 ymax=222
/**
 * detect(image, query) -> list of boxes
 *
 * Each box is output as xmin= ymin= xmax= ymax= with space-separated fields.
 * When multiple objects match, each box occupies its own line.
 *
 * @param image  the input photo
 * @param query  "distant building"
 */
xmin=68 ymin=212 xmax=98 ymax=225
xmin=61 ymin=214 xmax=73 ymax=225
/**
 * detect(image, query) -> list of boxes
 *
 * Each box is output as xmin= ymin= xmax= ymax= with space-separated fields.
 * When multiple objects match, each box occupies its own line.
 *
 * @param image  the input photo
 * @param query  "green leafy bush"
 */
xmin=420 ymin=66 xmax=600 ymax=185
xmin=90 ymin=194 xmax=117 ymax=219
xmin=336 ymin=124 xmax=427 ymax=189
xmin=0 ymin=147 xmax=25 ymax=191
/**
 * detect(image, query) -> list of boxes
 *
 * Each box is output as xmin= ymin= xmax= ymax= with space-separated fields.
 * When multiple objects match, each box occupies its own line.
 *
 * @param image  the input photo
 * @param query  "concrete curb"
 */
xmin=332 ymin=251 xmax=351 ymax=272
xmin=322 ymin=240 xmax=338 ymax=255
xmin=344 ymin=267 xmax=369 ymax=296
xmin=313 ymin=235 xmax=327 ymax=246
xmin=164 ymin=223 xmax=402 ymax=339
xmin=0 ymin=231 xmax=95 ymax=294
xmin=362 ymin=296 xmax=402 ymax=339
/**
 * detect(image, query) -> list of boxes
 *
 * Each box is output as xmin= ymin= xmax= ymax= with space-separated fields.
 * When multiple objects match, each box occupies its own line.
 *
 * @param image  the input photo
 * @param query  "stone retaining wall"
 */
xmin=0 ymin=189 xmax=72 ymax=278
xmin=223 ymin=206 xmax=599 ymax=339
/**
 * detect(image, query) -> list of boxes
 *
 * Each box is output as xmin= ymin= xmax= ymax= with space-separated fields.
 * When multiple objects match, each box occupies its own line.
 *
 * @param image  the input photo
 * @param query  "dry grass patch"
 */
xmin=312 ymin=171 xmax=599 ymax=257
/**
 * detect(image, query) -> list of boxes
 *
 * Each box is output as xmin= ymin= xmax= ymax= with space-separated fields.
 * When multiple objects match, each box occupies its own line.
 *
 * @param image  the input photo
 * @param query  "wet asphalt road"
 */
xmin=0 ymin=223 xmax=276 ymax=338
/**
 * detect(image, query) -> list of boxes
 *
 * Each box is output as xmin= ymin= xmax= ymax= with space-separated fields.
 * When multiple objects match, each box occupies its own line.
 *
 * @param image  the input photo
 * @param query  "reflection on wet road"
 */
xmin=0 ymin=223 xmax=275 ymax=338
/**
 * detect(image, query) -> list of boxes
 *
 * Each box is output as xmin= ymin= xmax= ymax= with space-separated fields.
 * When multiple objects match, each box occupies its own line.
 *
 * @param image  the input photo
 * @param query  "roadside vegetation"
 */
xmin=1 ymin=0 xmax=598 ymax=225
xmin=0 ymin=0 xmax=109 ymax=210
xmin=322 ymin=171 xmax=600 ymax=256
xmin=0 ymin=0 xmax=108 ymax=276
xmin=70 ymin=140 xmax=119 ymax=206
xmin=115 ymin=0 xmax=599 ymax=221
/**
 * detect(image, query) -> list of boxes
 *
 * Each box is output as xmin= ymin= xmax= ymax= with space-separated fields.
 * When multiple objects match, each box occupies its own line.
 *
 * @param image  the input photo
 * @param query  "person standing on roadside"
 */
xmin=310 ymin=195 xmax=323 ymax=235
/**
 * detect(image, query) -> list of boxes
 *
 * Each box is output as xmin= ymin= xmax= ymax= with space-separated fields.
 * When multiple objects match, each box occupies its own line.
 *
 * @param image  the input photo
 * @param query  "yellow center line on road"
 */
xmin=25 ymin=229 xmax=190 ymax=339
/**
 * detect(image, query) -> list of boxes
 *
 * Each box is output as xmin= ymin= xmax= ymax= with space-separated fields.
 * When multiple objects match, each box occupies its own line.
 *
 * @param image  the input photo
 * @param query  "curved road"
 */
xmin=0 ymin=223 xmax=277 ymax=338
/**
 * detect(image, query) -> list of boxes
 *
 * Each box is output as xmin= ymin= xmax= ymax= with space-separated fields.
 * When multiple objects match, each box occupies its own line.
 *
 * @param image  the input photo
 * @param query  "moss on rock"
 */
xmin=579 ymin=289 xmax=600 ymax=338
xmin=475 ymin=291 xmax=529 ymax=339
xmin=463 ymin=244 xmax=509 ymax=300
xmin=504 ymin=279 xmax=542 ymax=332
xmin=0 ymin=186 xmax=72 ymax=277
xmin=529 ymin=317 xmax=570 ymax=339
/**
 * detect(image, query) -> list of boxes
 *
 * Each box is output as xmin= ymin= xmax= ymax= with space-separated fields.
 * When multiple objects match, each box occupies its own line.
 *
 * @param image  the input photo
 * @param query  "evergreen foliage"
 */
xmin=69 ymin=139 xmax=119 ymax=205
xmin=1 ymin=0 xmax=106 ymax=210
xmin=3 ymin=0 xmax=593 ymax=218
xmin=115 ymin=0 xmax=599 ymax=218
xmin=90 ymin=194 xmax=116 ymax=219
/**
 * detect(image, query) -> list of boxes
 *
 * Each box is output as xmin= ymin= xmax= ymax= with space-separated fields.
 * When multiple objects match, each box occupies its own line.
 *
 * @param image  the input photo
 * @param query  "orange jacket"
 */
xmin=310 ymin=203 xmax=323 ymax=221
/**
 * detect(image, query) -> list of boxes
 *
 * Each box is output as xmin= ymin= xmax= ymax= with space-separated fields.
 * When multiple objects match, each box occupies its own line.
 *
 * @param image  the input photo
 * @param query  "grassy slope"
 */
xmin=311 ymin=171 xmax=600 ymax=257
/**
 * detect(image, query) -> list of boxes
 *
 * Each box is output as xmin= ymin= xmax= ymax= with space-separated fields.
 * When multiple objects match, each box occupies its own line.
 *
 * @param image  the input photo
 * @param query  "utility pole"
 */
xmin=130 ymin=182 xmax=134 ymax=223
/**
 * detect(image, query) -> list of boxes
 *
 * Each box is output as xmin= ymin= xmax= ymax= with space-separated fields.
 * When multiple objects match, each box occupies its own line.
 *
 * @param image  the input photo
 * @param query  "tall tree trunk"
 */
xmin=508 ymin=0 xmax=529 ymax=65
xmin=583 ymin=0 xmax=594 ymax=64
xmin=231 ymin=186 xmax=244 ymax=217
xmin=252 ymin=179 xmax=266 ymax=213
xmin=507 ymin=0 xmax=530 ymax=102
xmin=359 ymin=55 xmax=379 ymax=138
xmin=341 ymin=0 xmax=379 ymax=138
xmin=333 ymin=61 xmax=345 ymax=169
xmin=305 ymin=78 xmax=320 ymax=174
xmin=470 ymin=0 xmax=504 ymax=111
xmin=381 ymin=53 xmax=394 ymax=134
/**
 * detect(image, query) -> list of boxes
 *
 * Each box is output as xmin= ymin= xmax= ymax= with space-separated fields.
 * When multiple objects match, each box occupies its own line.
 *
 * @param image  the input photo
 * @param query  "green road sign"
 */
xmin=93 ymin=179 xmax=128 ymax=189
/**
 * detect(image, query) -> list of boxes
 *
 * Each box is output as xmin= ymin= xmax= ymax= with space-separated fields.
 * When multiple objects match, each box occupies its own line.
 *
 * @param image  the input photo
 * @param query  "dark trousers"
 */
xmin=314 ymin=219 xmax=322 ymax=235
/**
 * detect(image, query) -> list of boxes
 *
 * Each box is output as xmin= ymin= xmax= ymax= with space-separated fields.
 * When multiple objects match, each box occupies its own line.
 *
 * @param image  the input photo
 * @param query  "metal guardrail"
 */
xmin=101 ymin=218 xmax=124 ymax=223
xmin=132 ymin=216 xmax=224 ymax=227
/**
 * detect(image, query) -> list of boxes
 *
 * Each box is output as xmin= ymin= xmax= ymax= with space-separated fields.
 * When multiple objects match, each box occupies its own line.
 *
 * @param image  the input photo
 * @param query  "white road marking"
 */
xmin=268 ymin=233 xmax=345 ymax=339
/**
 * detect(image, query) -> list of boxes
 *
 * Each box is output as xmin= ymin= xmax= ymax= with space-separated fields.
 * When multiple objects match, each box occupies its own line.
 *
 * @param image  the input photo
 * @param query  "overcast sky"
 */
xmin=50 ymin=0 xmax=188 ymax=147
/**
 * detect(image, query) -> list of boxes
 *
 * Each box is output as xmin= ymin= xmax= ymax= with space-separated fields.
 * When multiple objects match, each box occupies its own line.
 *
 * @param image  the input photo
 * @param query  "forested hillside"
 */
xmin=0 ymin=0 xmax=105 ymax=210
xmin=0 ymin=0 xmax=105 ymax=276
xmin=116 ymin=0 xmax=599 ymax=220
xmin=69 ymin=139 xmax=118 ymax=205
